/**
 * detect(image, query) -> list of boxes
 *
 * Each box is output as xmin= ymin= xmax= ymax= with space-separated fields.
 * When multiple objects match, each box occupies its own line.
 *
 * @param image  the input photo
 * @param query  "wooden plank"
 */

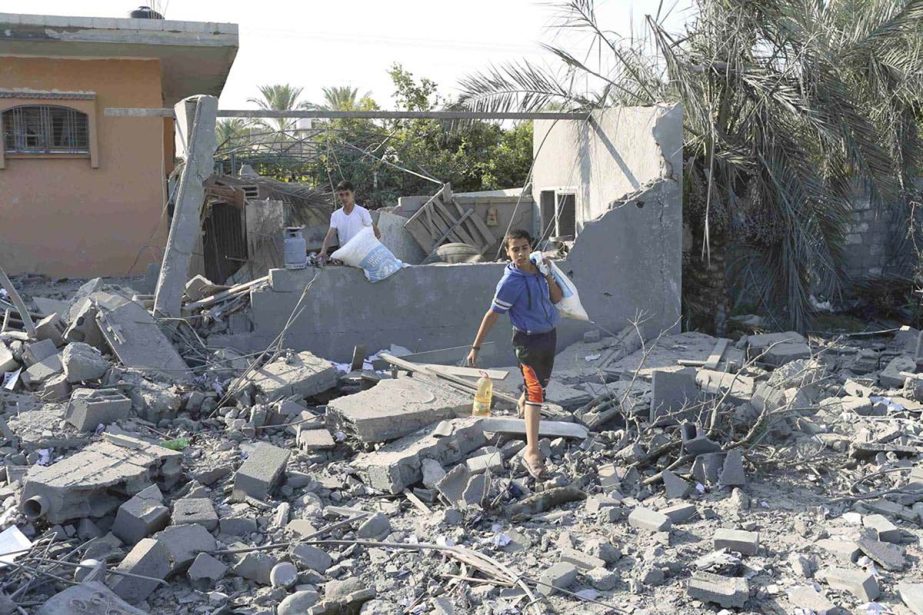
xmin=403 ymin=489 xmax=432 ymax=514
xmin=451 ymin=199 xmax=495 ymax=251
xmin=403 ymin=218 xmax=438 ymax=253
xmin=433 ymin=199 xmax=477 ymax=246
xmin=426 ymin=210 xmax=473 ymax=257
xmin=430 ymin=202 xmax=471 ymax=246
xmin=703 ymin=339 xmax=729 ymax=370
xmin=479 ymin=417 xmax=588 ymax=440
xmin=425 ymin=364 xmax=509 ymax=381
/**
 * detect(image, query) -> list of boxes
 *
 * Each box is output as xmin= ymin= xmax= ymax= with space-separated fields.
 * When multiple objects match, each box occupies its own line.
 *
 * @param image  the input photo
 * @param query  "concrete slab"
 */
xmin=480 ymin=417 xmax=588 ymax=439
xmin=62 ymin=342 xmax=109 ymax=383
xmin=96 ymin=300 xmax=192 ymax=382
xmin=233 ymin=442 xmax=290 ymax=500
xmin=109 ymin=538 xmax=171 ymax=603
xmin=65 ymin=388 xmax=132 ymax=432
xmin=241 ymin=350 xmax=338 ymax=401
xmin=36 ymin=581 xmax=146 ymax=615
xmin=650 ymin=367 xmax=700 ymax=425
xmin=687 ymin=572 xmax=748 ymax=608
xmin=20 ymin=434 xmax=182 ymax=524
xmin=328 ymin=375 xmax=470 ymax=444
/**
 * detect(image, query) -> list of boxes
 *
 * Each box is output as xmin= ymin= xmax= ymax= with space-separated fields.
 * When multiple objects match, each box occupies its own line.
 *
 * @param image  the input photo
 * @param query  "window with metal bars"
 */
xmin=2 ymin=105 xmax=90 ymax=155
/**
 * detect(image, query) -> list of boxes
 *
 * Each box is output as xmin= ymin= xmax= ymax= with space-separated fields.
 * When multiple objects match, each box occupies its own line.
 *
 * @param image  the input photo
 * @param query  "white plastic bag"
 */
xmin=331 ymin=226 xmax=403 ymax=282
xmin=549 ymin=261 xmax=589 ymax=321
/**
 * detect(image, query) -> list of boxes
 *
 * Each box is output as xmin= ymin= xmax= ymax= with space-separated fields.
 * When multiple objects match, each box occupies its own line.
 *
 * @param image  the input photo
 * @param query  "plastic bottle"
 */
xmin=472 ymin=372 xmax=493 ymax=416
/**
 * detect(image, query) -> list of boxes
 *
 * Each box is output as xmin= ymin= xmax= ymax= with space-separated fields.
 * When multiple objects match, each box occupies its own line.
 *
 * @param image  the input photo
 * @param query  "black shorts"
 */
xmin=513 ymin=329 xmax=557 ymax=404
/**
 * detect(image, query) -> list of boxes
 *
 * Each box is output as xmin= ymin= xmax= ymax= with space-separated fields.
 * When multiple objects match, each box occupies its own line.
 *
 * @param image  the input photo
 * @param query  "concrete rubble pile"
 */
xmin=6 ymin=276 xmax=923 ymax=614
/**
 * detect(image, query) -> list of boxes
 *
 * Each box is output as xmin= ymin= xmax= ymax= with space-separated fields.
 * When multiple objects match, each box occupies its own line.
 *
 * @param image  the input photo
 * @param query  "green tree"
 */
xmin=247 ymin=83 xmax=311 ymax=134
xmin=457 ymin=0 xmax=923 ymax=332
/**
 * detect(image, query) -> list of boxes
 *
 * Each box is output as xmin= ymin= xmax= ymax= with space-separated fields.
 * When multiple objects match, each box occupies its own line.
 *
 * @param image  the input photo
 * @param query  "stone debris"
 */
xmin=4 ymin=279 xmax=923 ymax=614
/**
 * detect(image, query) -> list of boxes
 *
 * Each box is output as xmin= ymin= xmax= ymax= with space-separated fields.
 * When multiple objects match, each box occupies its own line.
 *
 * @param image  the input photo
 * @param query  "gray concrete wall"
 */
xmin=532 ymin=104 xmax=683 ymax=230
xmin=246 ymin=179 xmax=681 ymax=366
xmin=841 ymin=185 xmax=919 ymax=280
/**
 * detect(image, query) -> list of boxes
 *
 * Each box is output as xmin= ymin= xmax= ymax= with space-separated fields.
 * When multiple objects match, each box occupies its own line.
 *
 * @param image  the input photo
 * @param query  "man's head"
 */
xmin=505 ymin=229 xmax=533 ymax=268
xmin=335 ymin=180 xmax=355 ymax=208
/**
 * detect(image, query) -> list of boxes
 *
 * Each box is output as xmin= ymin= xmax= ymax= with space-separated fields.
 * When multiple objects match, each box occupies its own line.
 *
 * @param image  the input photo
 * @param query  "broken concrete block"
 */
xmin=815 ymin=538 xmax=861 ymax=563
xmin=881 ymin=355 xmax=916 ymax=388
xmin=661 ymin=503 xmax=697 ymax=524
xmin=20 ymin=434 xmax=182 ymax=524
xmin=36 ymin=581 xmax=147 ymax=615
xmin=233 ymin=442 xmax=290 ymax=500
xmin=863 ymin=513 xmax=902 ymax=543
xmin=787 ymin=553 xmax=816 ymax=578
xmin=0 ymin=343 xmax=18 ymax=372
xmin=292 ymin=544 xmax=332 ymax=573
xmin=297 ymin=427 xmax=336 ymax=451
xmin=110 ymin=538 xmax=171 ymax=603
xmin=436 ymin=464 xmax=471 ymax=509
xmin=421 ymin=458 xmax=446 ymax=489
xmin=23 ymin=338 xmax=57 ymax=366
xmin=184 ymin=275 xmax=218 ymax=302
xmin=786 ymin=585 xmax=836 ymax=615
xmin=241 ymin=350 xmax=337 ymax=401
xmin=219 ymin=516 xmax=257 ymax=537
xmin=65 ymin=388 xmax=131 ymax=432
xmin=155 ymin=523 xmax=217 ymax=572
xmin=587 ymin=567 xmax=618 ymax=591
xmin=35 ymin=313 xmax=67 ymax=347
xmin=64 ymin=299 xmax=106 ymax=350
xmin=62 ymin=342 xmax=109 ymax=383
xmin=691 ymin=452 xmax=725 ymax=485
xmin=650 ymin=367 xmax=700 ymax=425
xmin=695 ymin=370 xmax=754 ymax=404
xmin=537 ymin=562 xmax=578 ymax=596
xmin=232 ymin=551 xmax=277 ymax=585
xmin=172 ymin=498 xmax=218 ymax=531
xmin=718 ymin=449 xmax=746 ymax=486
xmin=96 ymin=299 xmax=192 ymax=382
xmin=764 ymin=342 xmax=812 ymax=366
xmin=357 ymin=513 xmax=391 ymax=539
xmin=465 ymin=450 xmax=503 ymax=474
xmin=22 ymin=352 xmax=62 ymax=388
xmin=899 ymin=582 xmax=923 ymax=615
xmin=40 ymin=373 xmax=70 ymax=402
xmin=353 ymin=418 xmax=486 ymax=494
xmin=746 ymin=331 xmax=808 ymax=363
xmin=817 ymin=567 xmax=879 ymax=601
xmin=687 ymin=571 xmax=749 ymax=608
xmin=662 ymin=470 xmax=690 ymax=499
xmin=680 ymin=423 xmax=721 ymax=455
xmin=462 ymin=473 xmax=488 ymax=507
xmin=112 ymin=485 xmax=169 ymax=544
xmin=628 ymin=507 xmax=672 ymax=532
xmin=188 ymin=552 xmax=227 ymax=584
xmin=714 ymin=529 xmax=759 ymax=555
xmin=480 ymin=417 xmax=589 ymax=440
xmin=819 ymin=395 xmax=874 ymax=415
xmin=559 ymin=547 xmax=605 ymax=571
xmin=856 ymin=535 xmax=906 ymax=571
xmin=328 ymin=375 xmax=469 ymax=443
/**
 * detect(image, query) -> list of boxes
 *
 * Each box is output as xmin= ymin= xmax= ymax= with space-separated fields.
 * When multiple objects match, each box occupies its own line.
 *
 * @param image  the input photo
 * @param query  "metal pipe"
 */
xmin=21 ymin=495 xmax=48 ymax=520
xmin=105 ymin=108 xmax=590 ymax=121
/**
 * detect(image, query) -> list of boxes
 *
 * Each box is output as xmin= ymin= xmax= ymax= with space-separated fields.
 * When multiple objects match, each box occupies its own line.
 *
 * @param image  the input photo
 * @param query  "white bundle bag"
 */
xmin=549 ymin=261 xmax=589 ymax=321
xmin=331 ymin=226 xmax=403 ymax=282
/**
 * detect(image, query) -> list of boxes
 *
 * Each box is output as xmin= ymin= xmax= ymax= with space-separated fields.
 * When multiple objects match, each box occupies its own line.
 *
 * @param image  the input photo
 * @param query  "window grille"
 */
xmin=2 ymin=105 xmax=90 ymax=154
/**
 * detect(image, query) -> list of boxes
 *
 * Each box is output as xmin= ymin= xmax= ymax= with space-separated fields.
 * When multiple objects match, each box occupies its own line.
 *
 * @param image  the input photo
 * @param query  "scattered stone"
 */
xmin=587 ymin=567 xmax=618 ymax=591
xmin=787 ymin=584 xmax=836 ymax=615
xmin=421 ymin=458 xmax=446 ymax=489
xmin=188 ymin=553 xmax=228 ymax=584
xmin=537 ymin=562 xmax=578 ymax=597
xmin=357 ymin=513 xmax=391 ymax=539
xmin=37 ymin=582 xmax=147 ymax=615
xmin=662 ymin=470 xmax=690 ymax=499
xmin=661 ymin=503 xmax=697 ymax=524
xmin=270 ymin=561 xmax=298 ymax=588
xmin=278 ymin=590 xmax=320 ymax=615
xmin=898 ymin=582 xmax=923 ymax=615
xmin=172 ymin=498 xmax=218 ymax=531
xmin=232 ymin=552 xmax=277 ymax=585
xmin=559 ymin=547 xmax=606 ymax=571
xmin=687 ymin=571 xmax=749 ymax=608
xmin=155 ymin=523 xmax=217 ymax=572
xmin=863 ymin=513 xmax=902 ymax=543
xmin=112 ymin=485 xmax=169 ymax=544
xmin=787 ymin=552 xmax=816 ymax=578
xmin=292 ymin=544 xmax=332 ymax=573
xmin=856 ymin=535 xmax=906 ymax=571
xmin=61 ymin=342 xmax=109 ymax=383
xmin=298 ymin=427 xmax=336 ymax=451
xmin=718 ymin=449 xmax=746 ymax=486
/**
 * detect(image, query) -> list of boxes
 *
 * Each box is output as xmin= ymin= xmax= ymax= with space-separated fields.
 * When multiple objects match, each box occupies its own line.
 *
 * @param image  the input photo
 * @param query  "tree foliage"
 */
xmin=457 ymin=0 xmax=923 ymax=332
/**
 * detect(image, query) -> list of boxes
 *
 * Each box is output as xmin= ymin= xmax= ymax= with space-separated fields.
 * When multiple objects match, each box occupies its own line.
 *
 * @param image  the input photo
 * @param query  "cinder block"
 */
xmin=35 ymin=313 xmax=67 ymax=347
xmin=817 ymin=567 xmax=879 ymax=602
xmin=187 ymin=552 xmax=227 ymax=584
xmin=65 ymin=388 xmax=132 ymax=432
xmin=112 ymin=485 xmax=169 ymax=544
xmin=714 ymin=528 xmax=759 ymax=555
xmin=23 ymin=339 xmax=56 ymax=366
xmin=154 ymin=524 xmax=217 ymax=572
xmin=559 ymin=547 xmax=605 ymax=571
xmin=172 ymin=498 xmax=218 ymax=531
xmin=233 ymin=443 xmax=290 ymax=500
xmin=688 ymin=572 xmax=749 ymax=608
xmin=64 ymin=300 xmax=106 ymax=350
xmin=110 ymin=538 xmax=171 ymax=603
xmin=661 ymin=503 xmax=697 ymax=524
xmin=537 ymin=562 xmax=578 ymax=596
xmin=650 ymin=367 xmax=699 ymax=425
xmin=628 ymin=507 xmax=672 ymax=532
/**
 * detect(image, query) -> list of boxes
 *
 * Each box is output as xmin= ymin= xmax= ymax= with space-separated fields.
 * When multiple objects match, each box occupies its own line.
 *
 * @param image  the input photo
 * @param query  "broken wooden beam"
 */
xmin=479 ymin=417 xmax=588 ymax=439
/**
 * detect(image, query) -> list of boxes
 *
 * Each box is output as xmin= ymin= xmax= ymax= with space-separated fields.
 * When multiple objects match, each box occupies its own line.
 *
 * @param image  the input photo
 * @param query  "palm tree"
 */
xmin=247 ymin=84 xmax=311 ymax=134
xmin=320 ymin=86 xmax=375 ymax=112
xmin=215 ymin=118 xmax=252 ymax=150
xmin=457 ymin=0 xmax=923 ymax=332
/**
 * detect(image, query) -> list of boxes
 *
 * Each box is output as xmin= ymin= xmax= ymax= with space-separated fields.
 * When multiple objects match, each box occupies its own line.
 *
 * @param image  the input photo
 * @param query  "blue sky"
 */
xmin=3 ymin=0 xmax=695 ymax=108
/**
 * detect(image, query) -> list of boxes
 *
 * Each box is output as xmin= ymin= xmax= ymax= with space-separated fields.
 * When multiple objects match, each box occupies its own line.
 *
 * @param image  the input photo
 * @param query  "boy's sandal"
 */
xmin=522 ymin=456 xmax=546 ymax=480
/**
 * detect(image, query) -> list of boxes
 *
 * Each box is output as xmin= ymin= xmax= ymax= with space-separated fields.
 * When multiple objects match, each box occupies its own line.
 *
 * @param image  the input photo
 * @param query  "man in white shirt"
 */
xmin=319 ymin=180 xmax=381 ymax=263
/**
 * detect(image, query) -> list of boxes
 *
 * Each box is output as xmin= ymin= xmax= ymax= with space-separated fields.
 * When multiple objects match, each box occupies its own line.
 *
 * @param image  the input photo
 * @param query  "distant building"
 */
xmin=0 ymin=12 xmax=238 ymax=276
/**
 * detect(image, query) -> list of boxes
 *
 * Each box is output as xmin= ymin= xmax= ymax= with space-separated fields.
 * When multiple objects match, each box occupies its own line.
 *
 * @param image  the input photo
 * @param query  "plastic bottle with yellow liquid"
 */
xmin=472 ymin=371 xmax=493 ymax=416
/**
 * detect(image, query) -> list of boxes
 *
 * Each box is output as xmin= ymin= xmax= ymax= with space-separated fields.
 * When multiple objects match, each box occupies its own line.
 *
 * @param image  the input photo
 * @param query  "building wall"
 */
xmin=532 ymin=104 xmax=683 ymax=230
xmin=842 ymin=190 xmax=917 ymax=280
xmin=0 ymin=57 xmax=168 ymax=276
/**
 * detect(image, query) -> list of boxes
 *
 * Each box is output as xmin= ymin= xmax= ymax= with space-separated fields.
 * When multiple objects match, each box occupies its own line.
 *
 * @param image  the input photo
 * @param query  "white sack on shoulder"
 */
xmin=550 ymin=261 xmax=589 ymax=321
xmin=331 ymin=226 xmax=403 ymax=282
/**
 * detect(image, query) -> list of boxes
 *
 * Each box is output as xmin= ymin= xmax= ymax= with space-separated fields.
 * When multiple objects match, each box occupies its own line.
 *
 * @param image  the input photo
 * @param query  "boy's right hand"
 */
xmin=465 ymin=348 xmax=478 ymax=367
